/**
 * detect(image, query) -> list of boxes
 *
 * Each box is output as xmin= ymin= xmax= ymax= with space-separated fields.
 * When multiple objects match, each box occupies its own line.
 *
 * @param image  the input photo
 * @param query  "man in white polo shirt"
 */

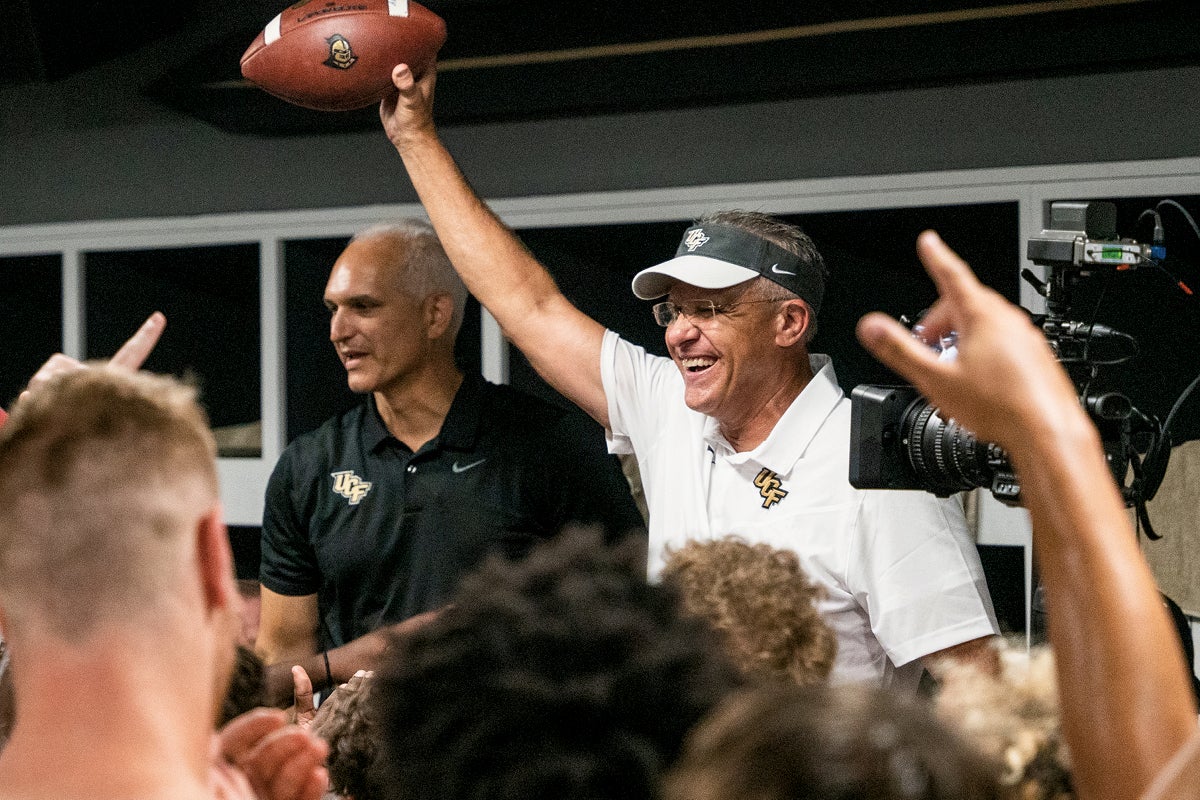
xmin=377 ymin=62 xmax=999 ymax=689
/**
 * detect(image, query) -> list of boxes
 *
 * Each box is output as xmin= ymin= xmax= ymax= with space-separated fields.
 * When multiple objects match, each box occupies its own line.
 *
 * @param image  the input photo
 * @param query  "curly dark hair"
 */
xmin=661 ymin=536 xmax=836 ymax=686
xmin=369 ymin=529 xmax=742 ymax=800
xmin=312 ymin=671 xmax=380 ymax=800
xmin=219 ymin=645 xmax=266 ymax=727
xmin=665 ymin=683 xmax=1008 ymax=800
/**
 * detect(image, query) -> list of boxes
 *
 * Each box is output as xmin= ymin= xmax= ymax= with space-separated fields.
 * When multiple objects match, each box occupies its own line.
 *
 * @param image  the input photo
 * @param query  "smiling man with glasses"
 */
xmin=378 ymin=61 xmax=1000 ymax=690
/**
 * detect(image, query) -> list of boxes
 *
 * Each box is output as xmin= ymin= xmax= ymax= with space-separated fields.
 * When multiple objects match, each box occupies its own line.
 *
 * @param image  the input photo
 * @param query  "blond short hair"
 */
xmin=0 ymin=367 xmax=218 ymax=640
xmin=935 ymin=642 xmax=1073 ymax=800
xmin=661 ymin=536 xmax=836 ymax=686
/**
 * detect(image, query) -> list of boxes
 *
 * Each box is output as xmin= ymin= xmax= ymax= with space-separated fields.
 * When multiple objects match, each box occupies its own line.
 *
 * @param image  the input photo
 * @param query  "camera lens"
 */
xmin=900 ymin=400 xmax=995 ymax=495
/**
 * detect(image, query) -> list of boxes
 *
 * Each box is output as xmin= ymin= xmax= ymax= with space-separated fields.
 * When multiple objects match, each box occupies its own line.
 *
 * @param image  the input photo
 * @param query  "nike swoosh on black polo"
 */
xmin=451 ymin=458 xmax=487 ymax=473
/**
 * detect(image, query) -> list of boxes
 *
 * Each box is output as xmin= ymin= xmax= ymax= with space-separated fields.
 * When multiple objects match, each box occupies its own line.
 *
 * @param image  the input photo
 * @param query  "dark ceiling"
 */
xmin=3 ymin=0 xmax=1198 ymax=136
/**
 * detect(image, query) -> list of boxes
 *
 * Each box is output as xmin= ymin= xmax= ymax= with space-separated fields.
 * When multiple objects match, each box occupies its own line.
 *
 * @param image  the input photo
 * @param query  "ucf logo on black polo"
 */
xmin=331 ymin=470 xmax=372 ymax=505
xmin=753 ymin=468 xmax=788 ymax=509
xmin=323 ymin=34 xmax=358 ymax=69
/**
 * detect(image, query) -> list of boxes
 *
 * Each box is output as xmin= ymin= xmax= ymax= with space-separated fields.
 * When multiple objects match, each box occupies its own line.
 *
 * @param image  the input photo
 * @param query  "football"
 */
xmin=240 ymin=0 xmax=446 ymax=112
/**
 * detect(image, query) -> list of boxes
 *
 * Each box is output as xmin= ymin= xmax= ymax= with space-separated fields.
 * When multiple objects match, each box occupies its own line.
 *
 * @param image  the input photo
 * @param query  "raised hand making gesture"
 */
xmin=858 ymin=231 xmax=1197 ymax=800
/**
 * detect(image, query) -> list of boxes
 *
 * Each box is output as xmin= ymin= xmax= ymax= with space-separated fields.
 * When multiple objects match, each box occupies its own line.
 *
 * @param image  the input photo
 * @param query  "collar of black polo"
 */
xmin=631 ymin=223 xmax=824 ymax=316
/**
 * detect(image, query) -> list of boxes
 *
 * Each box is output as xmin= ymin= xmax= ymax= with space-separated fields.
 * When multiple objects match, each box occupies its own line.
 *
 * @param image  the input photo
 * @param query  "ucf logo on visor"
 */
xmin=683 ymin=228 xmax=710 ymax=252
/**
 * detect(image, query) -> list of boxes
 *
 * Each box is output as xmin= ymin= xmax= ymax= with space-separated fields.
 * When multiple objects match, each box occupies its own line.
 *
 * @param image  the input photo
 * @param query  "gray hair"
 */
xmin=698 ymin=210 xmax=825 ymax=344
xmin=352 ymin=219 xmax=469 ymax=338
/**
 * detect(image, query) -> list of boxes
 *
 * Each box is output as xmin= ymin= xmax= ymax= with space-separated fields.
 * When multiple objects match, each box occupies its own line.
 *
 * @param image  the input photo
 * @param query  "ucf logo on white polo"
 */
xmin=331 ymin=470 xmax=372 ymax=505
xmin=753 ymin=468 xmax=788 ymax=509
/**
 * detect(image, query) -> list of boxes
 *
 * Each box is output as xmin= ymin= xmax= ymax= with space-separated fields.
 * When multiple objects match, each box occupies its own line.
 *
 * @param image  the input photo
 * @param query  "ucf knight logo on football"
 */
xmin=323 ymin=33 xmax=358 ymax=69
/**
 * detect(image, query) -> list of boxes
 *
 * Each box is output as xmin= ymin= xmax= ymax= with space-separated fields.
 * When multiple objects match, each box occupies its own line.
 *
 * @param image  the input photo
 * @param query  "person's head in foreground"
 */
xmin=0 ymin=367 xmax=245 ymax=795
xmin=665 ymin=682 xmax=1007 ymax=800
xmin=369 ymin=528 xmax=742 ymax=800
xmin=661 ymin=535 xmax=836 ymax=685
xmin=0 ymin=367 xmax=236 ymax=708
xmin=311 ymin=670 xmax=380 ymax=800
xmin=935 ymin=642 xmax=1072 ymax=800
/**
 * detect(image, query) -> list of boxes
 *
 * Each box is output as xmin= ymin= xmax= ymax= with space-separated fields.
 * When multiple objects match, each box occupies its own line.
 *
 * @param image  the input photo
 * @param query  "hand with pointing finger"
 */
xmin=18 ymin=311 xmax=166 ymax=404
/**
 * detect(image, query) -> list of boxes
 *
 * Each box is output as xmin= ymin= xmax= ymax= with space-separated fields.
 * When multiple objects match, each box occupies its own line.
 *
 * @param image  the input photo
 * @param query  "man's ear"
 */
xmin=775 ymin=300 xmax=813 ymax=348
xmin=195 ymin=504 xmax=237 ymax=615
xmin=423 ymin=293 xmax=455 ymax=341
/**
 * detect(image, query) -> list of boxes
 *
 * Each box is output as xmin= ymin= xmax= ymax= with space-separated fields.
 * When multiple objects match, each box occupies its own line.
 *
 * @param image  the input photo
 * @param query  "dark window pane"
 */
xmin=228 ymin=524 xmax=262 ymax=582
xmin=0 ymin=254 xmax=63 ymax=409
xmin=977 ymin=544 xmax=1026 ymax=636
xmin=283 ymin=237 xmax=357 ymax=442
xmin=786 ymin=202 xmax=1020 ymax=390
xmin=84 ymin=244 xmax=261 ymax=457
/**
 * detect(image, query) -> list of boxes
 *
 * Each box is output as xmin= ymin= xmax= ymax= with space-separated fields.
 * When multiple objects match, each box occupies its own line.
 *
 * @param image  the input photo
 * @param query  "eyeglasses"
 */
xmin=651 ymin=298 xmax=785 ymax=327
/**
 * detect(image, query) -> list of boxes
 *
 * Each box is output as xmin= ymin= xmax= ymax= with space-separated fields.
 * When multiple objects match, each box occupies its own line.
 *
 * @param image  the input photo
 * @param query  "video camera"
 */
xmin=848 ymin=200 xmax=1194 ymax=534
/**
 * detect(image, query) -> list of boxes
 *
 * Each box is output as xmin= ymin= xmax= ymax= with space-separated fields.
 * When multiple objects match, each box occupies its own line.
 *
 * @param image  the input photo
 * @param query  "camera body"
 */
xmin=849 ymin=200 xmax=1161 ymax=506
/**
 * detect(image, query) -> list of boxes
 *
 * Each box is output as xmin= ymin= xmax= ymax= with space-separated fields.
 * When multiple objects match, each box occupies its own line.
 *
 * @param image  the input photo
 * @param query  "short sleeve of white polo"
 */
xmin=845 ymin=489 xmax=999 ymax=670
xmin=600 ymin=329 xmax=677 ymax=455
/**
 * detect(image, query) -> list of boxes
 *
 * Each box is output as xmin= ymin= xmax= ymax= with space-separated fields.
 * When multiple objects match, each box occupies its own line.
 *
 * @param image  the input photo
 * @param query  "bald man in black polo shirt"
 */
xmin=257 ymin=219 xmax=642 ymax=703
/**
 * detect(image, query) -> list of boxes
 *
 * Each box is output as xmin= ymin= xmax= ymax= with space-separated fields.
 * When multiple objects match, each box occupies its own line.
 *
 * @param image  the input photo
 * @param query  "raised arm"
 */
xmin=379 ymin=64 xmax=610 ymax=427
xmin=856 ymin=231 xmax=1197 ymax=800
